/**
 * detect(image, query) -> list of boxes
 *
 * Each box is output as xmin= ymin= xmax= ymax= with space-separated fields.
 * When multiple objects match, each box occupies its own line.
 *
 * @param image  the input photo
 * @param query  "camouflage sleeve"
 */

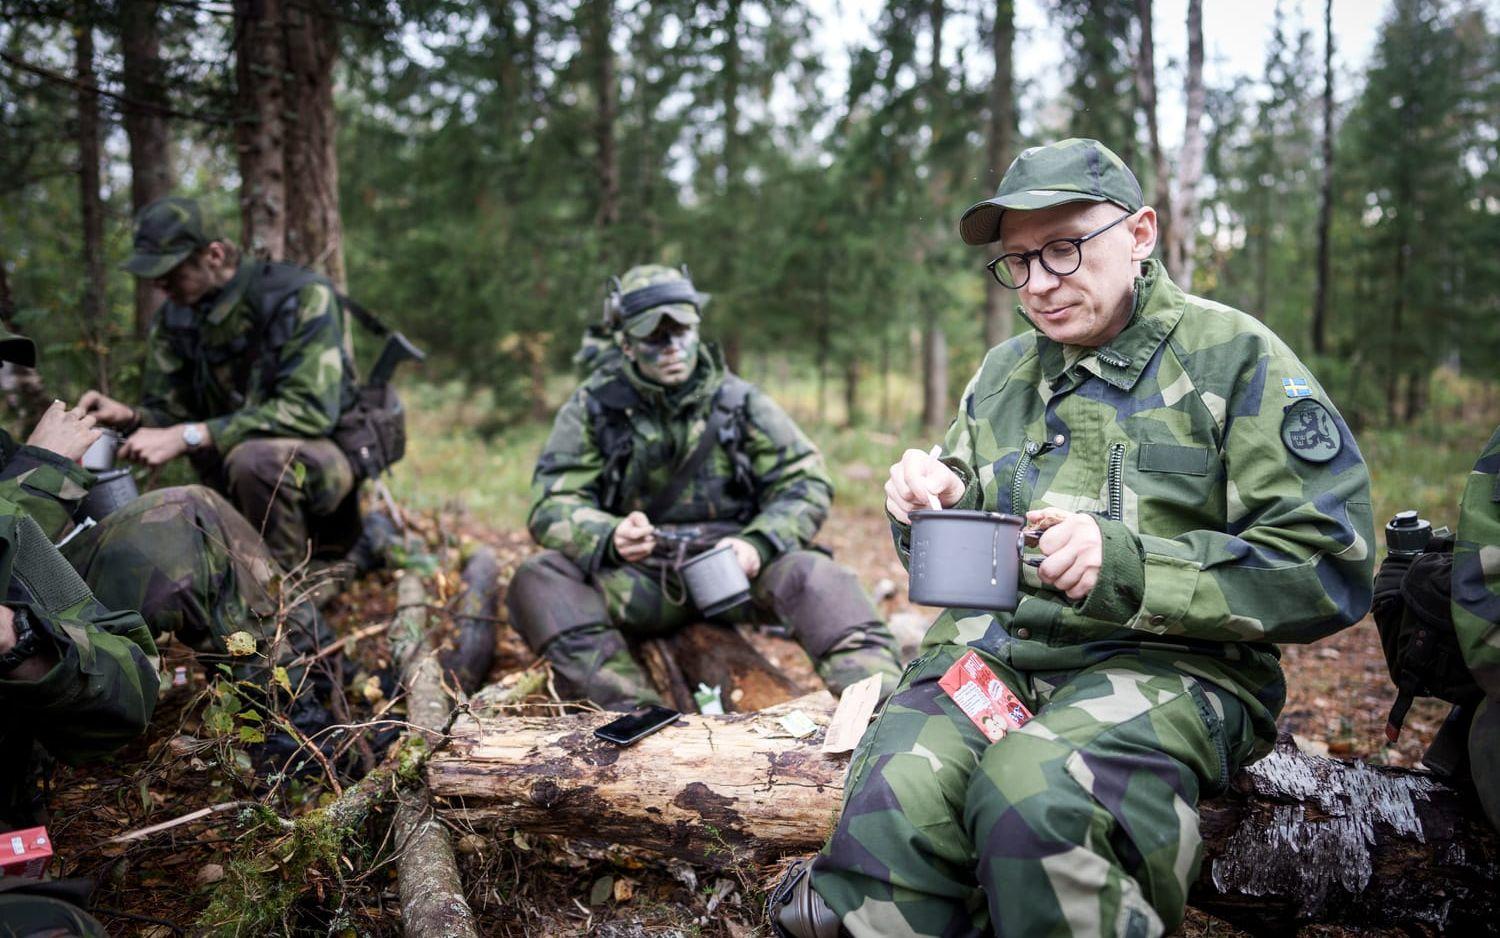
xmin=526 ymin=387 xmax=622 ymax=573
xmin=1453 ymin=426 xmax=1500 ymax=697
xmin=0 ymin=434 xmax=93 ymax=540
xmin=886 ymin=369 xmax=987 ymax=566
xmin=137 ymin=317 xmax=198 ymax=428
xmin=205 ymin=283 xmax=346 ymax=451
xmin=737 ymin=388 xmax=833 ymax=560
xmin=1078 ymin=341 xmax=1375 ymax=645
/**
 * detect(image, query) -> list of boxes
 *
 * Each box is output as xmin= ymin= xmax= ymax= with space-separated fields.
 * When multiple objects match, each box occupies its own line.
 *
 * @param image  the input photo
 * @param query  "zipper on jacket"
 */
xmin=1011 ymin=439 xmax=1040 ymax=514
xmin=1106 ymin=441 xmax=1126 ymax=522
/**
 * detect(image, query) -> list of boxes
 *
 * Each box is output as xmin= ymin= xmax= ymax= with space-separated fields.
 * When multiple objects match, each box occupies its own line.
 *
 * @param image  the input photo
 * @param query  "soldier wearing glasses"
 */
xmin=771 ymin=139 xmax=1374 ymax=937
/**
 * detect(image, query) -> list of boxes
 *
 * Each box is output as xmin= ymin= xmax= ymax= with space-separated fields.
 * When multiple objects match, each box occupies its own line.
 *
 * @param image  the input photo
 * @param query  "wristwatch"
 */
xmin=181 ymin=423 xmax=206 ymax=449
xmin=0 ymin=606 xmax=40 ymax=676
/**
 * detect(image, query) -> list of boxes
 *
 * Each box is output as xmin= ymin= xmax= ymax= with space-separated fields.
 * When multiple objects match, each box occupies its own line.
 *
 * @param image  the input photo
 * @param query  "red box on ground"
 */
xmin=0 ymin=826 xmax=53 ymax=878
xmin=938 ymin=650 xmax=1034 ymax=743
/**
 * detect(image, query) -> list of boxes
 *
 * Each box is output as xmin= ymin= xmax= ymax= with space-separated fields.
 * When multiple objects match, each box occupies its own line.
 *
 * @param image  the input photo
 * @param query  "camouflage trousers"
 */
xmin=190 ymin=436 xmax=357 ymax=571
xmin=61 ymin=485 xmax=333 ymax=693
xmin=507 ymin=549 xmax=902 ymax=710
xmin=811 ymin=642 xmax=1256 ymax=938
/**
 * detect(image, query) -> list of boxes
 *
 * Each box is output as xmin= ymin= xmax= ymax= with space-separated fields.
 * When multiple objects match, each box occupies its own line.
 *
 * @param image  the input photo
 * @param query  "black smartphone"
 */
xmin=593 ymin=705 xmax=682 ymax=746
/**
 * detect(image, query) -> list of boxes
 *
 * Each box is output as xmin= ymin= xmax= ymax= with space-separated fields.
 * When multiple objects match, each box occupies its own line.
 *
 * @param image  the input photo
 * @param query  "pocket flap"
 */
xmin=1138 ymin=442 xmax=1211 ymax=476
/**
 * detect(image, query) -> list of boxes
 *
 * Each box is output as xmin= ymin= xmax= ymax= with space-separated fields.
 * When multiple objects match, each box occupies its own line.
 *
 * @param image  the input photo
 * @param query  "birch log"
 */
xmin=429 ymin=699 xmax=1499 ymax=930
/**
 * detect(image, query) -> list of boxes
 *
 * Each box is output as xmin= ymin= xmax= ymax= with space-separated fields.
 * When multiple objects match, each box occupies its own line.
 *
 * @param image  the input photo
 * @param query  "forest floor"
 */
xmin=47 ymin=500 xmax=1451 ymax=937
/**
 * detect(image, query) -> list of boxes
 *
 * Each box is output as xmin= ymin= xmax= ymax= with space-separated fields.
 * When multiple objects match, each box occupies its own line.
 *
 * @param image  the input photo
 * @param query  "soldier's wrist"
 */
xmin=1074 ymin=516 xmax=1145 ymax=624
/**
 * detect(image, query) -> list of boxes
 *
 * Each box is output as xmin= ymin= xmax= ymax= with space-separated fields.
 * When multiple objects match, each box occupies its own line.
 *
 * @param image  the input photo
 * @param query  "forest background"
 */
xmin=3 ymin=0 xmax=1498 ymax=528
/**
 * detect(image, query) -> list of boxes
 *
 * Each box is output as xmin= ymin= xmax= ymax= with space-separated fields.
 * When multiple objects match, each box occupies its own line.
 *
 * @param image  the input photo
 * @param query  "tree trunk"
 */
xmin=668 ymin=623 xmax=805 ymax=713
xmin=0 ymin=256 xmax=49 ymax=422
xmin=234 ymin=0 xmax=287 ymax=261
xmin=921 ymin=311 xmax=948 ymax=432
xmin=718 ymin=0 xmax=744 ymax=374
xmin=439 ymin=547 xmax=500 ymax=695
xmin=282 ymin=0 xmax=344 ymax=288
xmin=590 ymin=0 xmax=619 ymax=232
xmin=120 ymin=0 xmax=173 ymax=338
xmin=1134 ymin=0 xmax=1170 ymax=257
xmin=982 ymin=0 xmax=1016 ymax=349
xmin=843 ymin=359 xmax=861 ymax=428
xmin=74 ymin=7 xmax=110 ymax=393
xmin=430 ymin=719 xmax=1500 ymax=931
xmin=1310 ymin=0 xmax=1335 ymax=356
xmin=1168 ymin=0 xmax=1205 ymax=286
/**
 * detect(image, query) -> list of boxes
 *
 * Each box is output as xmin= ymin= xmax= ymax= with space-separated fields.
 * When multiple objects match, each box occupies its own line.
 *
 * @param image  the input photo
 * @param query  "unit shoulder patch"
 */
xmin=1280 ymin=398 xmax=1341 ymax=463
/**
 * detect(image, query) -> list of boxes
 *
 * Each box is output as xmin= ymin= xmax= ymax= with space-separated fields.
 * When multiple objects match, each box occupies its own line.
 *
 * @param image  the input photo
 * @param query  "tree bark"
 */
xmin=430 ymin=717 xmax=1500 ymax=931
xmin=120 ymin=0 xmax=173 ymax=338
xmin=920 ymin=0 xmax=949 ymax=433
xmin=1310 ymin=0 xmax=1335 ymax=356
xmin=1134 ymin=0 xmax=1170 ymax=260
xmin=0 ymin=256 xmax=48 ymax=422
xmin=282 ymin=0 xmax=344 ymax=288
xmin=921 ymin=311 xmax=948 ymax=431
xmin=982 ymin=0 xmax=1016 ymax=350
xmin=390 ymin=573 xmax=480 ymax=938
xmin=589 ymin=0 xmax=619 ymax=232
xmin=1168 ymin=0 xmax=1205 ymax=286
xmin=668 ymin=623 xmax=804 ymax=713
xmin=74 ymin=8 xmax=110 ymax=393
xmin=234 ymin=0 xmax=287 ymax=261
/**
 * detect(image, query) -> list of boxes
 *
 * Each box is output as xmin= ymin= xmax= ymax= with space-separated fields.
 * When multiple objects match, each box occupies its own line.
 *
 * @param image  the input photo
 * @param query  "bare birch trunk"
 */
xmin=235 ymin=0 xmax=287 ymax=261
xmin=120 ymin=0 xmax=173 ymax=338
xmin=1169 ymin=0 xmax=1206 ymax=286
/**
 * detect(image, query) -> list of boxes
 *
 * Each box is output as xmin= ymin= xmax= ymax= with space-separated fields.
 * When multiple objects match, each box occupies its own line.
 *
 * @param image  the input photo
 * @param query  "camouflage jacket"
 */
xmin=137 ymin=261 xmax=357 ymax=453
xmin=898 ymin=260 xmax=1375 ymax=748
xmin=1454 ymin=426 xmax=1500 ymax=698
xmin=528 ymin=345 xmax=832 ymax=573
xmin=0 ymin=431 xmax=93 ymax=540
xmin=0 ymin=490 xmax=159 ymax=828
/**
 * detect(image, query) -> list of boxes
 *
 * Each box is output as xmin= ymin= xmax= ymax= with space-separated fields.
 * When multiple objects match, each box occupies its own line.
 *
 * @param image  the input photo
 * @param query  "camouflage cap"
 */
xmin=0 ymin=327 xmax=36 ymax=367
xmin=958 ymin=138 xmax=1145 ymax=245
xmin=615 ymin=265 xmax=704 ymax=339
xmin=123 ymin=196 xmax=218 ymax=278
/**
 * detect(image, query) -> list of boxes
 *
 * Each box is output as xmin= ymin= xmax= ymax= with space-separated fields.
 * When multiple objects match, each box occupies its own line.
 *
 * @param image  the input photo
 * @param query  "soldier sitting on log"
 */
xmin=771 ymin=139 xmax=1376 ymax=938
xmin=507 ymin=264 xmax=903 ymax=711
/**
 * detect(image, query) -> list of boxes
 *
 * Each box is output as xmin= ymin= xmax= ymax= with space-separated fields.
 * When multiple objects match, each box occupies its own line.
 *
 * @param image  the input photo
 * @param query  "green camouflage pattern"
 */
xmin=529 ymin=344 xmax=831 ymax=571
xmin=205 ymin=436 xmax=356 ymax=570
xmin=811 ymin=260 xmax=1373 ymax=937
xmin=137 ymin=261 xmax=355 ymax=453
xmin=123 ymin=195 xmax=216 ymax=278
xmin=1454 ymin=425 xmax=1500 ymax=698
xmin=812 ymin=642 xmax=1255 ymax=937
xmin=960 ymin=137 xmax=1146 ymax=246
xmin=0 ymin=436 xmax=94 ymax=541
xmin=614 ymin=264 xmax=702 ymax=339
xmin=0 ymin=491 xmax=159 ymax=830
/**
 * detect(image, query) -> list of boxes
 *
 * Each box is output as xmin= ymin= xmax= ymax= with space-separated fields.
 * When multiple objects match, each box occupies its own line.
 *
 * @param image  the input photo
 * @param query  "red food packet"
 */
xmin=0 ymin=826 xmax=52 ymax=878
xmin=938 ymin=650 xmax=1034 ymax=742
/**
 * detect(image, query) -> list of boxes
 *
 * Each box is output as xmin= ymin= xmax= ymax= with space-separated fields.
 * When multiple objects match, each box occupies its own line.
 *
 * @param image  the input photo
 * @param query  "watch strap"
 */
xmin=0 ymin=606 xmax=40 ymax=675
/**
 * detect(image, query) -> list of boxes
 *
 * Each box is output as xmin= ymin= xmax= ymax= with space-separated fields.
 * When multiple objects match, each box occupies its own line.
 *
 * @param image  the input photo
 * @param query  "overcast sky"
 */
xmin=807 ymin=0 xmax=1390 ymax=149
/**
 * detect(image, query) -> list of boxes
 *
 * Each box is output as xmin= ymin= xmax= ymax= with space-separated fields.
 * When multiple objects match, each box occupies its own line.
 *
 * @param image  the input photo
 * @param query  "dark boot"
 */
xmin=768 ymin=858 xmax=845 ymax=938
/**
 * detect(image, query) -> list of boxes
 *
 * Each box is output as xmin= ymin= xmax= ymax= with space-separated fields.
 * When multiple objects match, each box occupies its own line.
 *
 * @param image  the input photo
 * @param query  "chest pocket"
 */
xmin=1131 ymin=440 xmax=1221 ymax=536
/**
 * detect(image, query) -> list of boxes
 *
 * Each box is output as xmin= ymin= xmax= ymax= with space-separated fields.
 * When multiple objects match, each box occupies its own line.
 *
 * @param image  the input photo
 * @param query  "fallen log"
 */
xmin=428 ymin=696 xmax=1500 ymax=931
xmin=439 ymin=547 xmax=500 ymax=694
xmin=668 ymin=623 xmax=804 ymax=712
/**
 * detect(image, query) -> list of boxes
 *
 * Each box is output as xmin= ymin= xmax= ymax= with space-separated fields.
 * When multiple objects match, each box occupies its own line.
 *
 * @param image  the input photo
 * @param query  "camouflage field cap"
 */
xmin=614 ymin=264 xmax=705 ymax=339
xmin=958 ymin=138 xmax=1145 ymax=245
xmin=123 ymin=196 xmax=218 ymax=278
xmin=0 ymin=327 xmax=36 ymax=367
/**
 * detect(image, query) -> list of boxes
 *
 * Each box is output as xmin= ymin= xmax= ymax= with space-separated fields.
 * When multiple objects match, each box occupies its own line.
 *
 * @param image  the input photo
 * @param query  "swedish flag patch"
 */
xmin=1282 ymin=377 xmax=1313 ymax=398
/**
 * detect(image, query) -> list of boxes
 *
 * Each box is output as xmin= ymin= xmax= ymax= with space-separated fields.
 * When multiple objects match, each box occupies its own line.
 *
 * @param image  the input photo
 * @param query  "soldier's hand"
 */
xmin=119 ymin=426 xmax=188 ymax=468
xmin=717 ymin=536 xmax=762 ymax=579
xmin=885 ymin=448 xmax=964 ymax=524
xmin=0 ymin=604 xmax=54 ymax=681
xmin=77 ymin=390 xmax=136 ymax=428
xmin=26 ymin=399 xmax=102 ymax=461
xmin=613 ymin=510 xmax=656 ymax=563
xmin=1027 ymin=509 xmax=1103 ymax=601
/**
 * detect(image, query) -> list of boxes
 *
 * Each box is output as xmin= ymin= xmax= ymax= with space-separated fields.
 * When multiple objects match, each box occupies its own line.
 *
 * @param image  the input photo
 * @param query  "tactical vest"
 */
xmin=157 ymin=262 xmax=359 ymax=416
xmin=584 ymin=370 xmax=756 ymax=520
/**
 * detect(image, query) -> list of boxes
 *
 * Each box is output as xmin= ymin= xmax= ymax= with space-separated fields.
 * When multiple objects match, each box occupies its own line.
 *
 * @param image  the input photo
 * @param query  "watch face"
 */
xmin=182 ymin=424 xmax=203 ymax=447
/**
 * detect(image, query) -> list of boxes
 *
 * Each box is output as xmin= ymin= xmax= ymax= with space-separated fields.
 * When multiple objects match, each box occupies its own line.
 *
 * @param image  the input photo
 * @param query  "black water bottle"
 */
xmin=1385 ymin=510 xmax=1433 ymax=558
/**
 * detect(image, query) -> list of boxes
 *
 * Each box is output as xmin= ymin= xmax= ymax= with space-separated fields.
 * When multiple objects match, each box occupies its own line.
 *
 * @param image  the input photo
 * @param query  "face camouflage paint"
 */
xmin=629 ymin=324 xmax=700 ymax=386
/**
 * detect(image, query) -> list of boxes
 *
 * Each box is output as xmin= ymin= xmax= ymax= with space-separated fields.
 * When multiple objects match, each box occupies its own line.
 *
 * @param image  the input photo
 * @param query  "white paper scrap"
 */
xmin=777 ymin=710 xmax=820 ymax=739
xmin=822 ymin=673 xmax=883 ymax=754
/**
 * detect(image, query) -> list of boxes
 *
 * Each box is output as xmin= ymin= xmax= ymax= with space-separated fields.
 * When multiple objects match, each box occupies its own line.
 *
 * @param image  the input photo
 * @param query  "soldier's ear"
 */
xmin=1128 ymin=208 xmax=1158 ymax=261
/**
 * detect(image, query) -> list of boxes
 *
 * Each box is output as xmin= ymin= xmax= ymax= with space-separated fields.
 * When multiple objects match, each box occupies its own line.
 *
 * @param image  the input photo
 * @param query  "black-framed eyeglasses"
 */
xmin=984 ymin=212 xmax=1134 ymax=289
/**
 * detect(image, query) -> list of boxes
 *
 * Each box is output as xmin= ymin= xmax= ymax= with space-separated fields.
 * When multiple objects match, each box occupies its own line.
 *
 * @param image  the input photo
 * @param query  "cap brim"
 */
xmin=624 ymin=304 xmax=700 ymax=338
xmin=958 ymin=191 xmax=1111 ymax=245
xmin=123 ymin=249 xmax=191 ymax=279
xmin=0 ymin=335 xmax=36 ymax=367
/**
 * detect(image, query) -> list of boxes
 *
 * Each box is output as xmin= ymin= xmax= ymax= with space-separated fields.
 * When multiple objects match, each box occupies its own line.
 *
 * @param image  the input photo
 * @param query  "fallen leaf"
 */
xmin=225 ymin=631 xmax=257 ymax=656
xmin=613 ymin=877 xmax=634 ymax=903
xmin=197 ymin=863 xmax=225 ymax=885
xmin=589 ymin=875 xmax=614 ymax=906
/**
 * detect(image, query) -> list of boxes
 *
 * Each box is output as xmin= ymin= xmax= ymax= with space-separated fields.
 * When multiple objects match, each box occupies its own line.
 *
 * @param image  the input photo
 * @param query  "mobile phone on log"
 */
xmin=593 ymin=705 xmax=682 ymax=746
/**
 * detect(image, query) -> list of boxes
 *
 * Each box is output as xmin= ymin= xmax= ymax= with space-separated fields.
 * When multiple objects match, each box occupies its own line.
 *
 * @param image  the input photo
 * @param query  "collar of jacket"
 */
xmin=201 ymin=262 xmax=255 ymax=327
xmin=1030 ymin=258 xmax=1185 ymax=392
xmin=622 ymin=341 xmax=726 ymax=413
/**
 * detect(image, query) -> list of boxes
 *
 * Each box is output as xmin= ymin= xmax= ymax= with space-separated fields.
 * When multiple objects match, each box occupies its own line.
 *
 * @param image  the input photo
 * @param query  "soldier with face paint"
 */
xmin=508 ymin=265 xmax=903 ymax=710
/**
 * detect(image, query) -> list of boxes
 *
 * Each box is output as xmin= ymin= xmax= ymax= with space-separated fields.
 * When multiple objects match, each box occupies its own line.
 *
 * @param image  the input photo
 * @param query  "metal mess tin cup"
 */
xmin=679 ymin=543 xmax=753 ymax=617
xmin=80 ymin=429 xmax=122 ymax=471
xmin=76 ymin=467 xmax=139 ymax=522
xmin=908 ymin=509 xmax=1027 ymax=611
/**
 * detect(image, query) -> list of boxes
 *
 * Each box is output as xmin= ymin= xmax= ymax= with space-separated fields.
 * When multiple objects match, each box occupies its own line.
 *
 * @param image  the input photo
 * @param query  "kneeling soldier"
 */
xmin=508 ymin=265 xmax=902 ymax=710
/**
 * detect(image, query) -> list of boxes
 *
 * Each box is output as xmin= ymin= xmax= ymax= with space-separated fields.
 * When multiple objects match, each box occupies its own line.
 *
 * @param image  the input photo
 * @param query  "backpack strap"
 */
xmin=644 ymin=375 xmax=753 ymax=521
